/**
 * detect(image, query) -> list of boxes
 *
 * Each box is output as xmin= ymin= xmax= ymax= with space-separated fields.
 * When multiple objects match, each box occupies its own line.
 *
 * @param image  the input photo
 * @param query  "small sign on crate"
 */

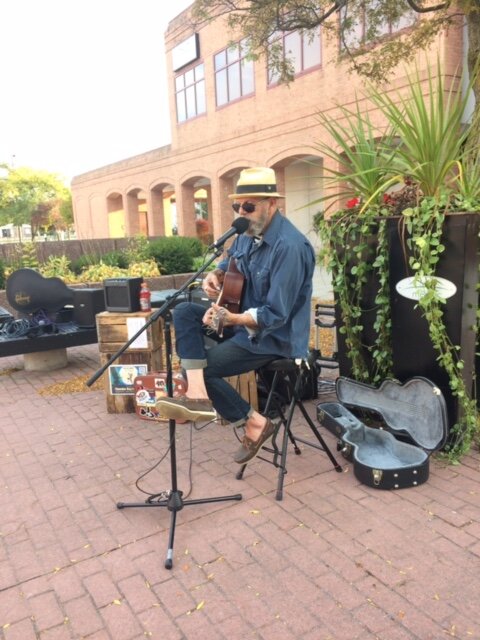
xmin=109 ymin=364 xmax=148 ymax=395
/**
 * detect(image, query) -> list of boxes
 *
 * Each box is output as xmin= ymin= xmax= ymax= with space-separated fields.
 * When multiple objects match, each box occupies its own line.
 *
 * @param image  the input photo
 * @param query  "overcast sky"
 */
xmin=0 ymin=0 xmax=193 ymax=183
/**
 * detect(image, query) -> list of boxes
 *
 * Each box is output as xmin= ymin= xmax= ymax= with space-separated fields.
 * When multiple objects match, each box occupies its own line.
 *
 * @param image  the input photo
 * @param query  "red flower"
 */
xmin=346 ymin=197 xmax=360 ymax=209
xmin=383 ymin=193 xmax=394 ymax=204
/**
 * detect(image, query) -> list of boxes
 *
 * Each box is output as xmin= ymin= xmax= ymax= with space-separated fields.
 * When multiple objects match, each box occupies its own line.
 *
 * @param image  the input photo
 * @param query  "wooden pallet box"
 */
xmin=96 ymin=311 xmax=164 ymax=414
xmin=96 ymin=311 xmax=162 ymax=354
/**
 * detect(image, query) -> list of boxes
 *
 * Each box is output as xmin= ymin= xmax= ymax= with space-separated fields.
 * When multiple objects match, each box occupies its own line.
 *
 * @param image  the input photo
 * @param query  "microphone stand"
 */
xmin=86 ymin=247 xmax=242 ymax=569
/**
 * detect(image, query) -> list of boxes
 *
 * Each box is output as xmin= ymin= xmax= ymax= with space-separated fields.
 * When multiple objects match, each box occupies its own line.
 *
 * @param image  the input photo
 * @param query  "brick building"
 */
xmin=70 ymin=3 xmax=465 ymax=295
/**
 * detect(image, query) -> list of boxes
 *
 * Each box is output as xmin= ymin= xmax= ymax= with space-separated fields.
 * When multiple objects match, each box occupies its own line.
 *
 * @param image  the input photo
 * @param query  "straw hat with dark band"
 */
xmin=228 ymin=167 xmax=284 ymax=199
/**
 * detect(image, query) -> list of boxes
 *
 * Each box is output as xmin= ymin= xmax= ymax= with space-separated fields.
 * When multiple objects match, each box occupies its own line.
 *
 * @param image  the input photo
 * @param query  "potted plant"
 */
xmin=314 ymin=62 xmax=479 ymax=462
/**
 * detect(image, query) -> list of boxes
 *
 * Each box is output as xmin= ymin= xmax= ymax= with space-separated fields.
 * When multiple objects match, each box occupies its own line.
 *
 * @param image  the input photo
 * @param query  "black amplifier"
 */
xmin=73 ymin=288 xmax=106 ymax=327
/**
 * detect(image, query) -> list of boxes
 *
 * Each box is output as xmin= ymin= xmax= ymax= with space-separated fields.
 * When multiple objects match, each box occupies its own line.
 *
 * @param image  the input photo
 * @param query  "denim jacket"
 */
xmin=217 ymin=211 xmax=315 ymax=359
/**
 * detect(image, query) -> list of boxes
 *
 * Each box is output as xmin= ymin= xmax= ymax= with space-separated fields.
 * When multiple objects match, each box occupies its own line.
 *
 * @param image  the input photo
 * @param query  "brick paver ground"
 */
xmin=0 ymin=344 xmax=479 ymax=640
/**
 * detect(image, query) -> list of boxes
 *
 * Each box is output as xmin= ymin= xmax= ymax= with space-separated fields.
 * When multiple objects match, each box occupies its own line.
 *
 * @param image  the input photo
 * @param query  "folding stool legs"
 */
xmin=235 ymin=362 xmax=342 ymax=500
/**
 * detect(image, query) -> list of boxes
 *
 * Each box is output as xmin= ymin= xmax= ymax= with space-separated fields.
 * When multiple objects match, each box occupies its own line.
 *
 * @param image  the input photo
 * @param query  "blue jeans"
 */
xmin=173 ymin=302 xmax=275 ymax=425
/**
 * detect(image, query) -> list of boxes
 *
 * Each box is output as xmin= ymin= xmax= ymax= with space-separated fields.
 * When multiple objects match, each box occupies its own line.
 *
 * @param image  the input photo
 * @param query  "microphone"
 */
xmin=208 ymin=216 xmax=250 ymax=250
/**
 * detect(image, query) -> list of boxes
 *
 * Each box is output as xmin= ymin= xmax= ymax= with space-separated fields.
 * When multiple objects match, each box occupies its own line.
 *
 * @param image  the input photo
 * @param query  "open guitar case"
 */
xmin=317 ymin=377 xmax=448 ymax=489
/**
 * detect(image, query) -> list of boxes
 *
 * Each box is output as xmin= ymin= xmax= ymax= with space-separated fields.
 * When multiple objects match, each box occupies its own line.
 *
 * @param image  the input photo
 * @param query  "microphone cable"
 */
xmin=133 ymin=416 xmax=222 ymax=503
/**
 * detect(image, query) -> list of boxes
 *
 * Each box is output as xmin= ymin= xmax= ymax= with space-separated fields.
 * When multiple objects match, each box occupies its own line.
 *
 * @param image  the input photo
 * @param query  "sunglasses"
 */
xmin=231 ymin=199 xmax=267 ymax=214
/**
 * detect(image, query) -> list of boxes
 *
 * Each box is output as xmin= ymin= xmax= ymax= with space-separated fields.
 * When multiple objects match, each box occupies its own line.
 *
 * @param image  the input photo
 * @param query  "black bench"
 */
xmin=0 ymin=327 xmax=98 ymax=359
xmin=0 ymin=304 xmax=97 ymax=369
xmin=1 ymin=270 xmax=101 ymax=370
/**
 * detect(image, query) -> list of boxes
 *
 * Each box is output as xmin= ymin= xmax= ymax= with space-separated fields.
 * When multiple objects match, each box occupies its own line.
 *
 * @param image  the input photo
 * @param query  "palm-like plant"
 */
xmin=315 ymin=61 xmax=478 ymax=210
xmin=314 ymin=103 xmax=399 ymax=211
xmin=369 ymin=62 xmax=473 ymax=198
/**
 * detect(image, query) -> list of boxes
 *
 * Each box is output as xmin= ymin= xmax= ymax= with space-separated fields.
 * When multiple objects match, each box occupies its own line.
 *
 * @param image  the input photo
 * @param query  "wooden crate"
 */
xmin=96 ymin=311 xmax=164 ymax=414
xmin=96 ymin=310 xmax=163 ymax=354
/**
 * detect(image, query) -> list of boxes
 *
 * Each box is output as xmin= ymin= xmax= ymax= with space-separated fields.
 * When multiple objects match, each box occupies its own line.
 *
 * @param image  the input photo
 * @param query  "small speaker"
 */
xmin=103 ymin=277 xmax=142 ymax=313
xmin=73 ymin=288 xmax=106 ymax=327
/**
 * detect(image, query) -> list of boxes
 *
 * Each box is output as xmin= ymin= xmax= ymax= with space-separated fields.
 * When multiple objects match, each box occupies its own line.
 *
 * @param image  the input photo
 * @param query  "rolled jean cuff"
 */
xmin=229 ymin=407 xmax=254 ymax=429
xmin=181 ymin=358 xmax=208 ymax=370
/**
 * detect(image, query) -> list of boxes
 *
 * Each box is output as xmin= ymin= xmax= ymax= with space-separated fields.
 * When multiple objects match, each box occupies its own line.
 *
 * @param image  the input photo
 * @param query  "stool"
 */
xmin=236 ymin=358 xmax=343 ymax=500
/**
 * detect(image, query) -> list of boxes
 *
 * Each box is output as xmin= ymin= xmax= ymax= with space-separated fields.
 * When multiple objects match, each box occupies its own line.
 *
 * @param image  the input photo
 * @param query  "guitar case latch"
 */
xmin=372 ymin=469 xmax=383 ymax=486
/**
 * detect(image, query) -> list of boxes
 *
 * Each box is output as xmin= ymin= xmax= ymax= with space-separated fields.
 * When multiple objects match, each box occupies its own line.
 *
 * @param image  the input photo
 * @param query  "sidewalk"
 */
xmin=0 ymin=344 xmax=479 ymax=640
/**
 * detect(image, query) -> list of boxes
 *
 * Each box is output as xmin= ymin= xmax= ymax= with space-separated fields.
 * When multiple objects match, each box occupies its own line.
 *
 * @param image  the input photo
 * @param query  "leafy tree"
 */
xmin=58 ymin=192 xmax=74 ymax=228
xmin=47 ymin=194 xmax=74 ymax=238
xmin=0 ymin=166 xmax=72 ymax=239
xmin=30 ymin=202 xmax=52 ymax=238
xmin=191 ymin=0 xmax=480 ymax=138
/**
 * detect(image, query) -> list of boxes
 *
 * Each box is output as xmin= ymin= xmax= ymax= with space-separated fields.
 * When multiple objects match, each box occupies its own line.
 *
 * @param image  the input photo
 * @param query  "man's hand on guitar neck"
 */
xmin=202 ymin=304 xmax=258 ymax=335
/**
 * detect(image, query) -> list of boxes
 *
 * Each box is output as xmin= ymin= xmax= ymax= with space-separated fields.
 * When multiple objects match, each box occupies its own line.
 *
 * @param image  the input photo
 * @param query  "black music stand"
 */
xmin=87 ymin=249 xmax=242 ymax=569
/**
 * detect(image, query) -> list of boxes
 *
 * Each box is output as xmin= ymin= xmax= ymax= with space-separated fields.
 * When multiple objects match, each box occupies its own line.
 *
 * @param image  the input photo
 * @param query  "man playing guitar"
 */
xmin=156 ymin=167 xmax=315 ymax=464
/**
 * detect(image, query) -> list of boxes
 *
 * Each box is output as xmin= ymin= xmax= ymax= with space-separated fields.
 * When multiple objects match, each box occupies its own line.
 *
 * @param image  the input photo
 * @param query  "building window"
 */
xmin=268 ymin=27 xmax=321 ymax=85
xmin=175 ymin=62 xmax=206 ymax=123
xmin=1 ymin=228 xmax=11 ymax=238
xmin=214 ymin=39 xmax=254 ymax=107
xmin=340 ymin=2 xmax=416 ymax=50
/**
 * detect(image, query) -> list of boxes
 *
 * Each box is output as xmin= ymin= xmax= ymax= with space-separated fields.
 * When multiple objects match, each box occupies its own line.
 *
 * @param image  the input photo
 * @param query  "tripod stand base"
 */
xmin=117 ymin=490 xmax=242 ymax=569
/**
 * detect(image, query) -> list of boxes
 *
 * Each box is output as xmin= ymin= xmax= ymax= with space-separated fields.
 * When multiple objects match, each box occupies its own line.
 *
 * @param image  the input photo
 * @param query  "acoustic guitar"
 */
xmin=211 ymin=258 xmax=245 ymax=337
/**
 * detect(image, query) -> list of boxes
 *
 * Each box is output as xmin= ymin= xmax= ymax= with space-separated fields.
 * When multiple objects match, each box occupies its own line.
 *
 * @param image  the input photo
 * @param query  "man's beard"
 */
xmin=246 ymin=210 xmax=268 ymax=237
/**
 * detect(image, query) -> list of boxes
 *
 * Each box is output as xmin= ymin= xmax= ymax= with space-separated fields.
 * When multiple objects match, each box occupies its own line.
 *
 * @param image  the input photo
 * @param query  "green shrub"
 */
xmin=39 ymin=256 xmax=76 ymax=283
xmin=123 ymin=235 xmax=151 ymax=263
xmin=103 ymin=250 xmax=129 ymax=269
xmin=70 ymin=250 xmax=128 ymax=274
xmin=175 ymin=235 xmax=205 ymax=257
xmin=21 ymin=243 xmax=40 ymax=269
xmin=79 ymin=262 xmax=128 ymax=281
xmin=148 ymin=236 xmax=203 ymax=275
xmin=1 ymin=243 xmax=40 ymax=279
xmin=192 ymin=256 xmax=215 ymax=272
xmin=70 ymin=253 xmax=100 ymax=275
xmin=127 ymin=259 xmax=161 ymax=278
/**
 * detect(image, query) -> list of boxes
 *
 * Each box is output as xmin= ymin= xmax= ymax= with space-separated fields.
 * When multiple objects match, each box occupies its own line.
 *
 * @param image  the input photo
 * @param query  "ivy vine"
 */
xmin=403 ymin=200 xmax=479 ymax=461
xmin=316 ymin=201 xmax=479 ymax=463
xmin=316 ymin=206 xmax=393 ymax=384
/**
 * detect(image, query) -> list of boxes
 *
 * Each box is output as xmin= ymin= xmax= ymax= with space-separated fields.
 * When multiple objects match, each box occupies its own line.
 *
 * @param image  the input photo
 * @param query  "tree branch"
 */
xmin=405 ymin=0 xmax=450 ymax=13
xmin=322 ymin=0 xmax=349 ymax=22
xmin=274 ymin=1 xmax=348 ymax=32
